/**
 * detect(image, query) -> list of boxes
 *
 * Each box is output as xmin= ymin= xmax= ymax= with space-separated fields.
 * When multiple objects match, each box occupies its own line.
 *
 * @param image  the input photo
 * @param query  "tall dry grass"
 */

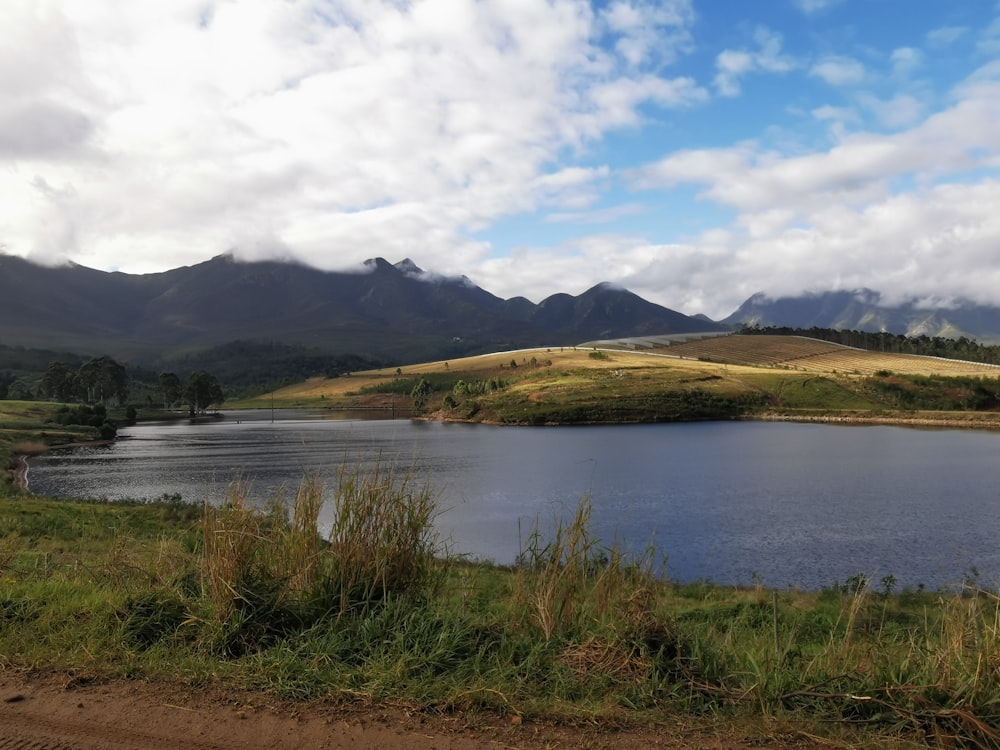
xmin=514 ymin=496 xmax=661 ymax=642
xmin=200 ymin=465 xmax=441 ymax=654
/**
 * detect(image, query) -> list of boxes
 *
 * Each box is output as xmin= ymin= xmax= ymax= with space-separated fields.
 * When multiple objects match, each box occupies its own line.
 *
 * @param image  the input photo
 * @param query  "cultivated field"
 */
xmin=652 ymin=335 xmax=1000 ymax=377
xmin=242 ymin=335 xmax=1000 ymax=411
xmin=223 ymin=334 xmax=1000 ymax=428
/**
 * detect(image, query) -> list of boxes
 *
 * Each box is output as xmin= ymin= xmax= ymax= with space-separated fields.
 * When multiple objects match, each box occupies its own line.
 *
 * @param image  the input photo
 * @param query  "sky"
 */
xmin=2 ymin=0 xmax=1000 ymax=320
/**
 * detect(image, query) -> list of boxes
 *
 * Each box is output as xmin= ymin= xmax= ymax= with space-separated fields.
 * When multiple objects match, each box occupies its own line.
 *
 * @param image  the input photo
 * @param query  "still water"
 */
xmin=25 ymin=412 xmax=1000 ymax=591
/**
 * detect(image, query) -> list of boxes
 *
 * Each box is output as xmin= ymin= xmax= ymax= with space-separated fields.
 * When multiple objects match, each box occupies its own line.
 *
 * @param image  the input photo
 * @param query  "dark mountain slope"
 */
xmin=535 ymin=282 xmax=713 ymax=340
xmin=0 ymin=254 xmax=723 ymax=365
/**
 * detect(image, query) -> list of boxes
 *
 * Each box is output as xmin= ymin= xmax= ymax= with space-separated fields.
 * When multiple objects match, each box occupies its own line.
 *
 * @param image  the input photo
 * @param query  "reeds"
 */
xmin=200 ymin=464 xmax=441 ymax=654
xmin=514 ymin=496 xmax=659 ymax=642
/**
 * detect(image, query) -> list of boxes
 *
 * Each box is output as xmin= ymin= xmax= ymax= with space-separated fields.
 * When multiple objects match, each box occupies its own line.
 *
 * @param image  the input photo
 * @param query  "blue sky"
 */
xmin=2 ymin=0 xmax=999 ymax=319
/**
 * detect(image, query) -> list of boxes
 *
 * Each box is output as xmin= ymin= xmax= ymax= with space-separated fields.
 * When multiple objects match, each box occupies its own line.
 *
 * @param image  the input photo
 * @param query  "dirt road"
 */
xmin=0 ymin=669 xmax=832 ymax=750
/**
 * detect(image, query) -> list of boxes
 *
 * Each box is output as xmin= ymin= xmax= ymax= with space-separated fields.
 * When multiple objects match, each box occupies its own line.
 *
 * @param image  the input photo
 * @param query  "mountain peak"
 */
xmin=394 ymin=258 xmax=424 ymax=276
xmin=362 ymin=257 xmax=394 ymax=271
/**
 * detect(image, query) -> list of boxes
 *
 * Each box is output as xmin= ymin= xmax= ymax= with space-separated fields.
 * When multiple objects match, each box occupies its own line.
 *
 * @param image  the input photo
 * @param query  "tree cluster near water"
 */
xmin=741 ymin=325 xmax=1000 ymax=365
xmin=182 ymin=371 xmax=224 ymax=414
xmin=52 ymin=404 xmax=117 ymax=440
xmin=36 ymin=356 xmax=128 ymax=405
xmin=6 ymin=353 xmax=227 ymax=418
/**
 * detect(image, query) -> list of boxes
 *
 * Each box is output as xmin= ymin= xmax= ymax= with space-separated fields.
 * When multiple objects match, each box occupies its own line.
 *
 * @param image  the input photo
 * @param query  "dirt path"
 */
xmin=0 ymin=670 xmax=836 ymax=750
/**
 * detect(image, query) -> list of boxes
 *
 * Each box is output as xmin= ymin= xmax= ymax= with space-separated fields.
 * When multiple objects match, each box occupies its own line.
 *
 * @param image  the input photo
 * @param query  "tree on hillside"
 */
xmin=7 ymin=379 xmax=33 ymax=401
xmin=77 ymin=356 xmax=129 ymax=405
xmin=410 ymin=377 xmax=432 ymax=413
xmin=158 ymin=372 xmax=182 ymax=410
xmin=38 ymin=361 xmax=77 ymax=402
xmin=185 ymin=371 xmax=224 ymax=414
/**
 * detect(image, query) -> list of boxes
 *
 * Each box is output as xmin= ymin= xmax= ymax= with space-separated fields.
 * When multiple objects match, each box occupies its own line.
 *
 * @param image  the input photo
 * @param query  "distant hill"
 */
xmin=723 ymin=289 xmax=1000 ymax=344
xmin=0 ymin=254 xmax=724 ymax=368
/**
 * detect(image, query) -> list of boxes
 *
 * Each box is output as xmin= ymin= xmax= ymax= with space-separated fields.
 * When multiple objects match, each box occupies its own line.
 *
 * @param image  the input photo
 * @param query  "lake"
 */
xmin=25 ymin=412 xmax=1000 ymax=591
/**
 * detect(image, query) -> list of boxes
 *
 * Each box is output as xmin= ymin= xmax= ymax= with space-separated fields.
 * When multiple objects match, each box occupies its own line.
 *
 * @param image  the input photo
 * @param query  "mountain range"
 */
xmin=5 ymin=253 xmax=1000 ymax=380
xmin=0 ymin=253 xmax=724 ymax=367
xmin=723 ymin=289 xmax=1000 ymax=344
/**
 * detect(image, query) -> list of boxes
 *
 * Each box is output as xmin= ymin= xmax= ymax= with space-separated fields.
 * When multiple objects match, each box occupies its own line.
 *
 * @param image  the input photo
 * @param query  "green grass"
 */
xmin=738 ymin=373 xmax=886 ymax=410
xmin=2 ymin=483 xmax=1000 ymax=747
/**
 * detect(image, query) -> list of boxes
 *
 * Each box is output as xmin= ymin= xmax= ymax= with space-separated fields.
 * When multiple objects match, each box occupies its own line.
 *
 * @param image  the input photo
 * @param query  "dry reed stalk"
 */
xmin=325 ymin=461 xmax=439 ymax=614
xmin=283 ymin=475 xmax=324 ymax=593
xmin=518 ymin=497 xmax=659 ymax=642
xmin=202 ymin=477 xmax=266 ymax=621
xmin=561 ymin=636 xmax=648 ymax=684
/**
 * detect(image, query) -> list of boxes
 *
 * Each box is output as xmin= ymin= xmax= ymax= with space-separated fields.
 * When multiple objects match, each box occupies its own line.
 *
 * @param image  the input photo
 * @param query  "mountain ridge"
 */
xmin=8 ymin=252 xmax=1000 ymax=373
xmin=723 ymin=288 xmax=1000 ymax=344
xmin=0 ymin=253 xmax=724 ymax=366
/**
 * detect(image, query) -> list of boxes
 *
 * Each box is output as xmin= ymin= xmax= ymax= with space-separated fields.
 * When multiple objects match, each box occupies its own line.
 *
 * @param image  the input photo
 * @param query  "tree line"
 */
xmin=3 ymin=355 xmax=225 ymax=414
xmin=740 ymin=325 xmax=1000 ymax=365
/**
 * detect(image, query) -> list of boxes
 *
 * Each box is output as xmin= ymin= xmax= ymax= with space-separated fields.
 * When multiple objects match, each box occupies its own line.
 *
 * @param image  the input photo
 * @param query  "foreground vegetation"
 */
xmin=2 ymin=476 xmax=1000 ymax=748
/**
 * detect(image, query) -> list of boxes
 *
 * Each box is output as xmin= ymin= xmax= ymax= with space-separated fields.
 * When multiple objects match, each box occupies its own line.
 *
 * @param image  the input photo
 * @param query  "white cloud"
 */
xmin=810 ymin=55 xmax=866 ymax=86
xmin=3 ymin=0 xmax=1000 ymax=324
xmin=600 ymin=0 xmax=695 ymax=68
xmin=0 ymin=0 xmax=702 ymax=274
xmin=476 ymin=178 xmax=1000 ymax=320
xmin=714 ymin=26 xmax=797 ymax=97
xmin=811 ymin=104 xmax=860 ymax=125
xmin=582 ymin=66 xmax=1000 ymax=316
xmin=632 ymin=72 xmax=1000 ymax=215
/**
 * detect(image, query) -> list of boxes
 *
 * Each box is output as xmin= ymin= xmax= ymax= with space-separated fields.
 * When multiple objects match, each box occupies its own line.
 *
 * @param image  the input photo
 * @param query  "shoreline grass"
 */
xmin=2 ymin=481 xmax=1000 ymax=748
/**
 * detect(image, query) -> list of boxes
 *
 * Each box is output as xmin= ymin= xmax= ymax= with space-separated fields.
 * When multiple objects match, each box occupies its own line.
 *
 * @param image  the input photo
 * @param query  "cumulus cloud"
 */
xmin=508 ymin=65 xmax=1000 ymax=317
xmin=3 ymin=0 xmax=1000 ymax=324
xmin=599 ymin=0 xmax=695 ymax=68
xmin=810 ymin=55 xmax=866 ymax=86
xmin=634 ymin=71 xmax=1000 ymax=211
xmin=476 ymin=177 xmax=1000 ymax=320
xmin=714 ymin=26 xmax=797 ymax=96
xmin=0 ymin=0 xmax=704 ymax=276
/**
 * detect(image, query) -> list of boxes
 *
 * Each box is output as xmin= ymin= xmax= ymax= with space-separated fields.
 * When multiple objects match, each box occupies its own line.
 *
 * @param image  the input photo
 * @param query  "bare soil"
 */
xmin=0 ymin=669 xmax=835 ymax=750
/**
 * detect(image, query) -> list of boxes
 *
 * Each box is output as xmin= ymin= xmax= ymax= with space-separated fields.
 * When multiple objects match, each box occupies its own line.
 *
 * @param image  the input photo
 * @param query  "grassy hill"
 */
xmin=232 ymin=336 xmax=1000 ymax=426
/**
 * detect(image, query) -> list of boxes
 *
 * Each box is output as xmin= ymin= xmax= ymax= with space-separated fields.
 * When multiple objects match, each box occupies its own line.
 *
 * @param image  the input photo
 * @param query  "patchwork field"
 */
xmin=230 ymin=335 xmax=1000 ymax=425
xmin=646 ymin=335 xmax=1000 ymax=376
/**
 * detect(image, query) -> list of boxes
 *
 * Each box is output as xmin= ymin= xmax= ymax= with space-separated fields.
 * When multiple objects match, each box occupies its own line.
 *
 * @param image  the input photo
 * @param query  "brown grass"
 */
xmin=661 ymin=335 xmax=1000 ymax=377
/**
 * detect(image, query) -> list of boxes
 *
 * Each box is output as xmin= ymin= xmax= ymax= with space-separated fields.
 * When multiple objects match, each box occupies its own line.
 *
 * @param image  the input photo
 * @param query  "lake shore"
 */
xmin=750 ymin=410 xmax=1000 ymax=430
xmin=11 ymin=439 xmax=114 ymax=493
